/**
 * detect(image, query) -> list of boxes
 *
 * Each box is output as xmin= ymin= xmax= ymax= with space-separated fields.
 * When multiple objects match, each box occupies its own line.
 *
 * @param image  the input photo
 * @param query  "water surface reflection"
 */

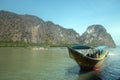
xmin=67 ymin=65 xmax=102 ymax=80
xmin=0 ymin=47 xmax=120 ymax=80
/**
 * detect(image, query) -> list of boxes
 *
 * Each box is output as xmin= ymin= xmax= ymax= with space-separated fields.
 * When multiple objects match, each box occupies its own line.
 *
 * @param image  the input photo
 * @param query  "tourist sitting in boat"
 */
xmin=95 ymin=53 xmax=99 ymax=58
xmin=86 ymin=49 xmax=101 ymax=58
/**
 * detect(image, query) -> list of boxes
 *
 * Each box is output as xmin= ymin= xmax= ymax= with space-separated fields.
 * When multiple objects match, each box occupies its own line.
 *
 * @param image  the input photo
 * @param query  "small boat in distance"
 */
xmin=67 ymin=45 xmax=109 ymax=71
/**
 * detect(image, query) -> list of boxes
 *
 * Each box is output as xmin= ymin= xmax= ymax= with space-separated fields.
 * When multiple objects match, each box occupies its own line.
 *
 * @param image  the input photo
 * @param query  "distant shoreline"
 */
xmin=0 ymin=41 xmax=73 ymax=47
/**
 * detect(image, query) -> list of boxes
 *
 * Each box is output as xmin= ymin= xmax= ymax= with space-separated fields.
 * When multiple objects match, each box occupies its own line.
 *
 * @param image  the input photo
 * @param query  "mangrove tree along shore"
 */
xmin=0 ymin=41 xmax=74 ymax=47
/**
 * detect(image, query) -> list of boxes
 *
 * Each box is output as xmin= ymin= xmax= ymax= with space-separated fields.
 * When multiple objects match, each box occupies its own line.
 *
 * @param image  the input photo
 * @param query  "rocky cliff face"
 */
xmin=80 ymin=25 xmax=116 ymax=48
xmin=0 ymin=10 xmax=80 ymax=44
xmin=0 ymin=10 xmax=116 ymax=47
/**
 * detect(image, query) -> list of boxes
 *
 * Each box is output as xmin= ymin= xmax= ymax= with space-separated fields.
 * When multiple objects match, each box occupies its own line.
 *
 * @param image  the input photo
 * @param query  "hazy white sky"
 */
xmin=0 ymin=0 xmax=120 ymax=45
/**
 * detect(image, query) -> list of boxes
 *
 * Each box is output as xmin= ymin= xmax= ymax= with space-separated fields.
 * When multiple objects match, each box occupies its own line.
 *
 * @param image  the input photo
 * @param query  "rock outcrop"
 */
xmin=0 ymin=10 xmax=80 ymax=45
xmin=0 ymin=10 xmax=116 ymax=47
xmin=80 ymin=25 xmax=116 ymax=48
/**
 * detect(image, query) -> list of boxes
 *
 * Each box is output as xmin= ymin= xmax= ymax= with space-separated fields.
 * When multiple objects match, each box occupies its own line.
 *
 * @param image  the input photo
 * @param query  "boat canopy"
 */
xmin=95 ymin=45 xmax=107 ymax=50
xmin=71 ymin=45 xmax=92 ymax=49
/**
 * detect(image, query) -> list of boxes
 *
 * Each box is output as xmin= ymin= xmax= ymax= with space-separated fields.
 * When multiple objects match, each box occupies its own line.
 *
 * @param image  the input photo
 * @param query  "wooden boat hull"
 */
xmin=68 ymin=47 xmax=108 ymax=71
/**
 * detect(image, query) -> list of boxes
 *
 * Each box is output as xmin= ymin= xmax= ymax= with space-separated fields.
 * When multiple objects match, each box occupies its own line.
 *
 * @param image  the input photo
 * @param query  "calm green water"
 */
xmin=0 ymin=47 xmax=120 ymax=80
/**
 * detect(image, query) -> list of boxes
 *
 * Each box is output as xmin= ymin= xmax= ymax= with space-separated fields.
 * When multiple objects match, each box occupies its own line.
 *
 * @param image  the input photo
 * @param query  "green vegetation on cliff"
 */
xmin=0 ymin=41 xmax=73 ymax=47
xmin=0 ymin=11 xmax=116 ymax=48
xmin=0 ymin=10 xmax=80 ymax=45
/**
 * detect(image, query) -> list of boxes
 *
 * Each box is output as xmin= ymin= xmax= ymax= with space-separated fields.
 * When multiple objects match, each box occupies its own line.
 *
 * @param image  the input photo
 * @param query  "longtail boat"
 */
xmin=67 ymin=45 xmax=109 ymax=71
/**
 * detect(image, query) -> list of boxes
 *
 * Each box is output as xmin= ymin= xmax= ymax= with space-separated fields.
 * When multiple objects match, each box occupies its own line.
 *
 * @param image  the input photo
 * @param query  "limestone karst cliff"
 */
xmin=80 ymin=25 xmax=116 ymax=48
xmin=0 ymin=10 xmax=80 ymax=45
xmin=0 ymin=10 xmax=116 ymax=47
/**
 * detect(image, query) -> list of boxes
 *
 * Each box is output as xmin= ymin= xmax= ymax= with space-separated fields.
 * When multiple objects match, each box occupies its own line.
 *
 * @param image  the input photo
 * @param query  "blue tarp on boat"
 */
xmin=71 ymin=45 xmax=107 ymax=50
xmin=71 ymin=45 xmax=91 ymax=49
xmin=95 ymin=45 xmax=107 ymax=50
